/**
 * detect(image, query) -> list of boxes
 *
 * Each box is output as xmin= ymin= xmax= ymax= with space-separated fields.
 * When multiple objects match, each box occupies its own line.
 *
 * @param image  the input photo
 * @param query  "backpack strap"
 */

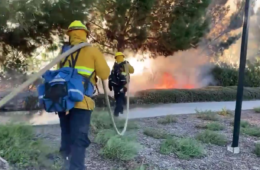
xmin=60 ymin=46 xmax=81 ymax=68
xmin=60 ymin=41 xmax=88 ymax=68
xmin=60 ymin=45 xmax=72 ymax=68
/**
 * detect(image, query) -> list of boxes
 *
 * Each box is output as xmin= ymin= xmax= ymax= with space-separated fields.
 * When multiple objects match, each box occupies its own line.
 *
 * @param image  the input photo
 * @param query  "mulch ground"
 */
xmin=30 ymin=109 xmax=260 ymax=170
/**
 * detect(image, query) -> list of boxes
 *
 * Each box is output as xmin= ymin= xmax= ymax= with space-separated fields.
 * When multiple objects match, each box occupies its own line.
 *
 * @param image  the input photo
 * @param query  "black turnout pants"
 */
xmin=113 ymin=87 xmax=126 ymax=116
xmin=58 ymin=108 xmax=92 ymax=170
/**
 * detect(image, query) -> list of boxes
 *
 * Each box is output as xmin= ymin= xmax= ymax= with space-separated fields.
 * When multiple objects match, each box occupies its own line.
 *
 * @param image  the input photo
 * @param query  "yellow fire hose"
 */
xmin=0 ymin=43 xmax=129 ymax=136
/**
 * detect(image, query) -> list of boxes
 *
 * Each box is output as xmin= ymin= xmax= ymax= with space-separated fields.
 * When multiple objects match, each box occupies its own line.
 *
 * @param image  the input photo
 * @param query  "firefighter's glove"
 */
xmin=108 ymin=82 xmax=113 ymax=91
xmin=109 ymin=85 xmax=113 ymax=91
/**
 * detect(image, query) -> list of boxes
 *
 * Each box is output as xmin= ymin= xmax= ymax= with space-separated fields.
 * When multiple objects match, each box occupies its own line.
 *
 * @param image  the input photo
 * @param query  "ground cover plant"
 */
xmin=196 ymin=110 xmax=219 ymax=121
xmin=0 ymin=123 xmax=61 ymax=170
xmin=254 ymin=143 xmax=260 ymax=157
xmin=100 ymin=135 xmax=142 ymax=161
xmin=240 ymin=122 xmax=260 ymax=137
xmin=143 ymin=128 xmax=171 ymax=139
xmin=196 ymin=130 xmax=228 ymax=146
xmin=253 ymin=107 xmax=260 ymax=113
xmin=159 ymin=137 xmax=205 ymax=159
xmin=157 ymin=115 xmax=177 ymax=125
xmin=92 ymin=112 xmax=142 ymax=161
xmin=230 ymin=120 xmax=260 ymax=137
xmin=197 ymin=122 xmax=225 ymax=131
xmin=1 ymin=109 xmax=260 ymax=169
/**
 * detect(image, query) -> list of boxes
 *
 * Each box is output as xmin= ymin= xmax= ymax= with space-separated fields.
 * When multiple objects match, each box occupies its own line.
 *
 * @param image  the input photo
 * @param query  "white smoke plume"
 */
xmin=96 ymin=48 xmax=214 ymax=96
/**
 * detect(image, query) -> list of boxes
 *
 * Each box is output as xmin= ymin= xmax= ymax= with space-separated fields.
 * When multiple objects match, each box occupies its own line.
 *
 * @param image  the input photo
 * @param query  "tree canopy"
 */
xmin=0 ymin=0 xmax=94 ymax=56
xmin=89 ymin=0 xmax=211 ymax=55
xmin=0 ymin=0 xmax=212 ymax=57
xmin=0 ymin=0 xmax=247 ymax=87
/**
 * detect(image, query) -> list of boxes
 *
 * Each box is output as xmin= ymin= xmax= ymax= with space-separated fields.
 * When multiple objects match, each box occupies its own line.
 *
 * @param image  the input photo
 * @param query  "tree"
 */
xmin=0 ymin=0 xmax=95 ymax=56
xmin=89 ymin=0 xmax=211 ymax=55
xmin=0 ymin=0 xmax=95 ymax=87
xmin=203 ymin=0 xmax=249 ymax=56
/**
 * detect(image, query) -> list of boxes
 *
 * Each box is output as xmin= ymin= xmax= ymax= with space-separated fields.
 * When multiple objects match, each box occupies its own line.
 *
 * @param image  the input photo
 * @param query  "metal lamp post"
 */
xmin=227 ymin=0 xmax=251 ymax=154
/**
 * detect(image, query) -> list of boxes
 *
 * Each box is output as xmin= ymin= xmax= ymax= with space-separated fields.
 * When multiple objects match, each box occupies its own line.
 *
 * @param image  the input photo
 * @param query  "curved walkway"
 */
xmin=26 ymin=100 xmax=260 ymax=125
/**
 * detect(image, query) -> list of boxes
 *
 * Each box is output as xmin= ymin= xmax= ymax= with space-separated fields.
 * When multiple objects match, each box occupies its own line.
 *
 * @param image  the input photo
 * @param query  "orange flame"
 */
xmin=154 ymin=72 xmax=195 ymax=89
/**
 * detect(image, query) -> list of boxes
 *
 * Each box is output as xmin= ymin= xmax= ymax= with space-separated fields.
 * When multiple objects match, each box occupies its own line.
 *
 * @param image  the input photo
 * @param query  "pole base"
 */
xmin=227 ymin=145 xmax=240 ymax=154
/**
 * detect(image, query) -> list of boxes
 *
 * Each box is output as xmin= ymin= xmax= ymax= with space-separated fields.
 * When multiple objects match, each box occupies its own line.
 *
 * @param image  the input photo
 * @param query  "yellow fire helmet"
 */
xmin=115 ymin=52 xmax=124 ymax=57
xmin=67 ymin=20 xmax=89 ymax=34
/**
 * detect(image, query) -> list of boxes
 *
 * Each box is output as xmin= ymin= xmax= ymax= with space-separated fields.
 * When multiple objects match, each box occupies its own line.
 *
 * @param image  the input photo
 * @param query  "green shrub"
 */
xmin=231 ymin=120 xmax=260 ymax=137
xmin=241 ymin=126 xmax=260 ymax=137
xmin=114 ymin=164 xmax=147 ymax=170
xmin=157 ymin=115 xmax=177 ymax=124
xmin=254 ymin=107 xmax=260 ymax=113
xmin=211 ymin=62 xmax=260 ymax=87
xmin=230 ymin=120 xmax=251 ymax=128
xmin=91 ymin=112 xmax=113 ymax=130
xmin=143 ymin=128 xmax=171 ymax=139
xmin=211 ymin=63 xmax=238 ymax=86
xmin=91 ymin=112 xmax=138 ymax=132
xmin=195 ymin=122 xmax=224 ymax=131
xmin=134 ymin=165 xmax=146 ymax=170
xmin=95 ymin=129 xmax=137 ymax=145
xmin=159 ymin=137 xmax=205 ymax=159
xmin=196 ymin=130 xmax=227 ymax=146
xmin=205 ymin=122 xmax=225 ymax=131
xmin=254 ymin=143 xmax=260 ymax=157
xmin=0 ymin=123 xmax=61 ymax=169
xmin=95 ymin=129 xmax=117 ymax=146
xmin=196 ymin=110 xmax=219 ymax=121
xmin=240 ymin=121 xmax=251 ymax=128
xmin=101 ymin=135 xmax=142 ymax=161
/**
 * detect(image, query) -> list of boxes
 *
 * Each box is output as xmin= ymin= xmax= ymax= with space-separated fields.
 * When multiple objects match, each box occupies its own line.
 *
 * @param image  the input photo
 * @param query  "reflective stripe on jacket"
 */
xmin=59 ymin=30 xmax=110 ymax=111
xmin=63 ymin=65 xmax=94 ymax=76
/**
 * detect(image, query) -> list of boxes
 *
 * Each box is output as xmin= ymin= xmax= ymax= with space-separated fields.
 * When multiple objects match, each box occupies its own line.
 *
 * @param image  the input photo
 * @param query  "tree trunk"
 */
xmin=116 ymin=35 xmax=125 ymax=52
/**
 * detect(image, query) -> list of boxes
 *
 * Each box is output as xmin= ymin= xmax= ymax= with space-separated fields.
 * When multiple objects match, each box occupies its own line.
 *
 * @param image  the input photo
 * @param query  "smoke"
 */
xmin=97 ymin=48 xmax=214 ymax=96
xmin=218 ymin=14 xmax=260 ymax=65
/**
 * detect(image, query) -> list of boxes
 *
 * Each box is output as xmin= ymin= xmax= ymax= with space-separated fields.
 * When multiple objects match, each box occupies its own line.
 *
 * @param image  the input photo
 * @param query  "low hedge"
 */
xmin=1 ymin=86 xmax=260 ymax=111
xmin=94 ymin=86 xmax=260 ymax=107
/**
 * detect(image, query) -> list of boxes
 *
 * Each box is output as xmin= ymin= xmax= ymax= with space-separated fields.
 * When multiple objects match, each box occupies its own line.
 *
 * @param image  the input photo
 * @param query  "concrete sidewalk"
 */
xmin=121 ymin=100 xmax=260 ymax=119
xmin=28 ymin=100 xmax=260 ymax=125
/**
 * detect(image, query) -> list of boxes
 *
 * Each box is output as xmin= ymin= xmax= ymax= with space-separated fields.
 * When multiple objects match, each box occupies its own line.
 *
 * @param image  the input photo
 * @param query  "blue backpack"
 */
xmin=37 ymin=44 xmax=95 ymax=113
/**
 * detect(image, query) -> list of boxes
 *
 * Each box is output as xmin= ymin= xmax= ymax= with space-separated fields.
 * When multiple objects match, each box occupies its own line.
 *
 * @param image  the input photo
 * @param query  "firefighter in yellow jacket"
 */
xmin=58 ymin=21 xmax=110 ymax=170
xmin=108 ymin=52 xmax=134 ymax=117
